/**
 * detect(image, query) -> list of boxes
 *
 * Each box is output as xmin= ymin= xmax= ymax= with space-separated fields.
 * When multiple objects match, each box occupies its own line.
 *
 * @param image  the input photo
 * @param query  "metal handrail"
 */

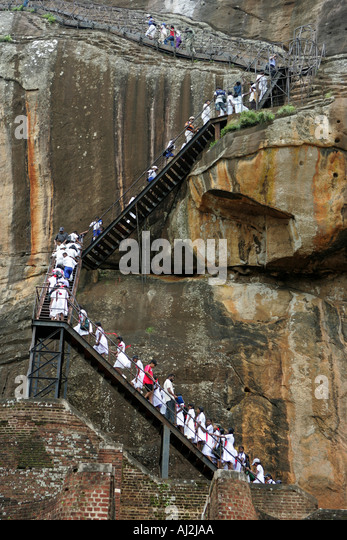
xmin=80 ymin=101 xmax=212 ymax=247
xmin=33 ymin=284 xmax=262 ymax=475
xmin=80 ymin=68 xmax=289 ymax=251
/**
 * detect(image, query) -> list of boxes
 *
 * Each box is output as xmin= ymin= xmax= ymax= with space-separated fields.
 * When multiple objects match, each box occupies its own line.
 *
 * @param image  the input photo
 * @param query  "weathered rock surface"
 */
xmin=168 ymin=98 xmax=347 ymax=272
xmin=100 ymin=0 xmax=347 ymax=55
xmin=0 ymin=9 xmax=346 ymax=511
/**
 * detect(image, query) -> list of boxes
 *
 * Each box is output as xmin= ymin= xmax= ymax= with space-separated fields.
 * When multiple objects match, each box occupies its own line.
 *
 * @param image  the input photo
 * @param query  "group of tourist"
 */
xmin=142 ymin=70 xmax=273 ymax=187
xmin=211 ymin=75 xmax=270 ymax=117
xmin=145 ymin=15 xmax=196 ymax=55
xmin=47 ymin=227 xmax=84 ymax=321
xmin=130 ymin=364 xmax=281 ymax=484
xmin=48 ymin=218 xmax=104 ymax=322
xmin=79 ymin=332 xmax=279 ymax=484
xmin=45 ymin=72 xmax=283 ymax=482
xmin=45 ymin=224 xmax=281 ymax=485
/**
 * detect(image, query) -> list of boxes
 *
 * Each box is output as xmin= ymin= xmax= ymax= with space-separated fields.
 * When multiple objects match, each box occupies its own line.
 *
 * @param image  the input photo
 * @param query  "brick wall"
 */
xmin=203 ymin=470 xmax=259 ymax=520
xmin=0 ymin=399 xmax=209 ymax=520
xmin=0 ymin=399 xmax=321 ymax=521
xmin=120 ymin=455 xmax=210 ymax=520
xmin=250 ymin=483 xmax=318 ymax=520
xmin=44 ymin=464 xmax=115 ymax=520
xmin=0 ymin=399 xmax=123 ymax=520
xmin=202 ymin=470 xmax=319 ymax=521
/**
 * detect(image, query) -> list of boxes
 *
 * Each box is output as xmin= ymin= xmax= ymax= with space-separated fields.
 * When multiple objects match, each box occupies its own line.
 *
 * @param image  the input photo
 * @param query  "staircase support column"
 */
xmin=160 ymin=424 xmax=171 ymax=479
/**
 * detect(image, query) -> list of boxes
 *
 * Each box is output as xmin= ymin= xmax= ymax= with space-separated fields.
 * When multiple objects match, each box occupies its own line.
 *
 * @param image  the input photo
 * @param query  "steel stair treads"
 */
xmin=109 ymin=225 xmax=128 ymax=239
xmin=88 ymin=239 xmax=113 ymax=254
xmin=106 ymin=231 xmax=123 ymax=244
xmin=117 ymin=216 xmax=133 ymax=230
xmin=160 ymin=175 xmax=179 ymax=189
xmin=93 ymin=243 xmax=112 ymax=256
xmin=135 ymin=201 xmax=151 ymax=216
xmin=113 ymin=223 xmax=130 ymax=236
xmin=151 ymin=183 xmax=170 ymax=198
xmin=170 ymin=161 xmax=190 ymax=176
xmin=192 ymin=139 xmax=206 ymax=152
xmin=33 ymin=320 xmax=217 ymax=480
xmin=143 ymin=190 xmax=161 ymax=205
xmin=81 ymin=117 xmax=228 ymax=268
xmin=124 ymin=212 xmax=137 ymax=225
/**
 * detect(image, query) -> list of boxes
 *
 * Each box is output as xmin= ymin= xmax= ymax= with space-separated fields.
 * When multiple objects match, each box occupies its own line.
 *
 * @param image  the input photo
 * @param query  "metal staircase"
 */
xmin=28 ymin=243 xmax=83 ymax=399
xmin=258 ymin=68 xmax=288 ymax=109
xmin=23 ymin=2 xmax=325 ymax=483
xmin=30 ymin=296 xmax=217 ymax=480
xmin=82 ymin=114 xmax=228 ymax=270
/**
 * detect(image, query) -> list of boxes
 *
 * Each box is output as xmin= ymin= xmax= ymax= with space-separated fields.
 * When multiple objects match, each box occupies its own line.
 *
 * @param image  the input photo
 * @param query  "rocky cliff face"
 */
xmin=101 ymin=0 xmax=347 ymax=55
xmin=0 ymin=8 xmax=346 ymax=510
xmin=168 ymin=98 xmax=347 ymax=271
xmin=164 ymin=98 xmax=347 ymax=509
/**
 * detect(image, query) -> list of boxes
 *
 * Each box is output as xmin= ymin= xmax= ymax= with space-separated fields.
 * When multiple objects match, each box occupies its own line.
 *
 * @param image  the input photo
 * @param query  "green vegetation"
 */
xmin=276 ymin=104 xmax=297 ymax=117
xmin=0 ymin=35 xmax=13 ymax=42
xmin=221 ymin=109 xmax=275 ymax=137
xmin=11 ymin=5 xmax=24 ymax=11
xmin=42 ymin=13 xmax=56 ymax=24
xmin=145 ymin=326 xmax=155 ymax=334
xmin=220 ymin=106 xmax=297 ymax=139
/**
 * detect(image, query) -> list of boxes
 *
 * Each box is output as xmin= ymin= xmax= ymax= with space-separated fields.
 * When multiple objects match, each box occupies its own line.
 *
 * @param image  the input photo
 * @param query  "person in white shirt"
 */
xmin=62 ymin=252 xmax=76 ymax=281
xmin=257 ymin=73 xmax=268 ymax=102
xmin=202 ymin=419 xmax=215 ymax=461
xmin=66 ymin=240 xmax=80 ymax=254
xmin=73 ymin=307 xmax=91 ymax=337
xmin=48 ymin=272 xmax=58 ymax=293
xmin=131 ymin=355 xmax=144 ymax=391
xmin=201 ymin=100 xmax=211 ymax=125
xmin=163 ymin=374 xmax=177 ymax=423
xmin=252 ymin=458 xmax=265 ymax=483
xmin=249 ymin=82 xmax=257 ymax=110
xmin=221 ymin=428 xmax=237 ymax=470
xmin=184 ymin=403 xmax=196 ymax=441
xmin=227 ymin=91 xmax=235 ymax=115
xmin=176 ymin=396 xmax=185 ymax=433
xmin=93 ymin=322 xmax=109 ymax=358
xmin=214 ymin=87 xmax=227 ymax=116
xmin=147 ymin=166 xmax=158 ymax=182
xmin=235 ymin=445 xmax=247 ymax=472
xmin=113 ymin=336 xmax=131 ymax=374
xmin=68 ymin=231 xmax=79 ymax=243
xmin=49 ymin=284 xmax=69 ymax=321
xmin=145 ymin=16 xmax=157 ymax=39
xmin=159 ymin=23 xmax=168 ymax=44
xmin=53 ymin=244 xmax=67 ymax=267
xmin=89 ymin=217 xmax=103 ymax=242
xmin=265 ymin=473 xmax=276 ymax=484
xmin=195 ymin=406 xmax=206 ymax=451
xmin=184 ymin=116 xmax=196 ymax=144
xmin=211 ymin=425 xmax=221 ymax=466
xmin=153 ymin=378 xmax=163 ymax=410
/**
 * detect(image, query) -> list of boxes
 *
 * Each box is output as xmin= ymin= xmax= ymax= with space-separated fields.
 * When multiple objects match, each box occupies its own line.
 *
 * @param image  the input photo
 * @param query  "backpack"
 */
xmin=81 ymin=317 xmax=90 ymax=331
xmin=185 ymin=120 xmax=196 ymax=132
xmin=212 ymin=435 xmax=225 ymax=459
xmin=48 ymin=282 xmax=60 ymax=300
xmin=234 ymin=85 xmax=241 ymax=98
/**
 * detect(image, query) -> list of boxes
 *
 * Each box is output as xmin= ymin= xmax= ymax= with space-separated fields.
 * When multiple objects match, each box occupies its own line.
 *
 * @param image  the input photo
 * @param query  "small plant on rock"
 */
xmin=276 ymin=104 xmax=297 ymax=117
xmin=42 ymin=13 xmax=56 ymax=24
xmin=0 ymin=34 xmax=13 ymax=42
